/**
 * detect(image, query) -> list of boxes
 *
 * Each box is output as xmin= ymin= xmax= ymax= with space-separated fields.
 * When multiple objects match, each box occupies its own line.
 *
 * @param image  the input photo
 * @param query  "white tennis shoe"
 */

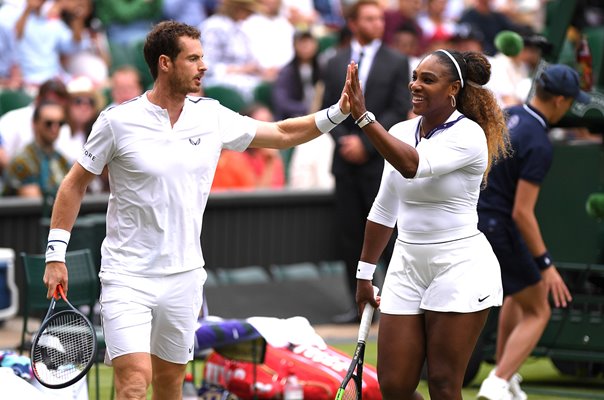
xmin=477 ymin=369 xmax=512 ymax=400
xmin=509 ymin=373 xmax=528 ymax=400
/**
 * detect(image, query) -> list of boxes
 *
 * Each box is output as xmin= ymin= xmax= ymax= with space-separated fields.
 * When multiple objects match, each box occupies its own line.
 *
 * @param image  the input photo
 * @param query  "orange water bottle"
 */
xmin=576 ymin=35 xmax=593 ymax=91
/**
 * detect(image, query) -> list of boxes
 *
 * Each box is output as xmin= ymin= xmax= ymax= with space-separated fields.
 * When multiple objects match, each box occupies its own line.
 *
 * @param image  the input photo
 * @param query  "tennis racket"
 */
xmin=31 ymin=284 xmax=97 ymax=389
xmin=335 ymin=286 xmax=379 ymax=400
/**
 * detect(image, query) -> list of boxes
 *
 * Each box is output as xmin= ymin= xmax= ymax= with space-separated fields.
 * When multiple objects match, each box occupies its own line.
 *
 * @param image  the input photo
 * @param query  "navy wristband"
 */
xmin=534 ymin=251 xmax=553 ymax=270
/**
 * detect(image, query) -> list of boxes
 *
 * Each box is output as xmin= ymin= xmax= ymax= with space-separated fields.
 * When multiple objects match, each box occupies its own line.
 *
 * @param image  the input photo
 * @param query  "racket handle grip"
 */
xmin=358 ymin=286 xmax=380 ymax=342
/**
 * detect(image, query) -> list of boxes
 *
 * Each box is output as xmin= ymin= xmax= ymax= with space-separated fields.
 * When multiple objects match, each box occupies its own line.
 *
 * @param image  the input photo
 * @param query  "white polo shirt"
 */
xmin=368 ymin=111 xmax=488 ymax=243
xmin=79 ymin=93 xmax=257 ymax=276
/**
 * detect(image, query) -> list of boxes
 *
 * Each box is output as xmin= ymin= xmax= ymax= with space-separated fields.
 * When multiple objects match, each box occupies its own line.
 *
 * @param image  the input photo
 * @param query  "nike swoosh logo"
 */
xmin=478 ymin=295 xmax=490 ymax=302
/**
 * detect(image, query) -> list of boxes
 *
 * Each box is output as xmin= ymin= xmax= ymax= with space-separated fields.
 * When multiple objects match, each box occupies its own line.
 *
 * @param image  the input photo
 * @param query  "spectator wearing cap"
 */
xmin=448 ymin=22 xmax=485 ymax=53
xmin=0 ymin=78 xmax=71 ymax=162
xmin=520 ymin=32 xmax=553 ymax=73
xmin=477 ymin=64 xmax=588 ymax=400
xmin=63 ymin=75 xmax=110 ymax=193
xmin=487 ymin=28 xmax=552 ymax=108
xmin=3 ymin=100 xmax=71 ymax=197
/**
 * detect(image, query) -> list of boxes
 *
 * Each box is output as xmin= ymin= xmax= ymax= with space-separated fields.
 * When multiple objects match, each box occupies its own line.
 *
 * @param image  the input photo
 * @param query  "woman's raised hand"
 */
xmin=344 ymin=61 xmax=367 ymax=121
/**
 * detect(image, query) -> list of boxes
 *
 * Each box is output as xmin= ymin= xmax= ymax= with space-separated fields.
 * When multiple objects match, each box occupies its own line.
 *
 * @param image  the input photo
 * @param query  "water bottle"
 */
xmin=576 ymin=35 xmax=593 ymax=91
xmin=182 ymin=372 xmax=198 ymax=400
xmin=283 ymin=369 xmax=304 ymax=400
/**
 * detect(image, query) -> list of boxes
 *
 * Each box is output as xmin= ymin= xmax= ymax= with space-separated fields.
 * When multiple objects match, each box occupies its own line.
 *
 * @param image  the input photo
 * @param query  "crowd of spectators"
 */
xmin=0 ymin=0 xmax=600 ymax=198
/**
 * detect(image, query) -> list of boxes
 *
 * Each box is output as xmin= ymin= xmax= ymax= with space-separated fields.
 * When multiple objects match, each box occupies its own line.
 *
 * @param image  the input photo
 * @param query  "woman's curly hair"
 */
xmin=434 ymin=49 xmax=511 ymax=182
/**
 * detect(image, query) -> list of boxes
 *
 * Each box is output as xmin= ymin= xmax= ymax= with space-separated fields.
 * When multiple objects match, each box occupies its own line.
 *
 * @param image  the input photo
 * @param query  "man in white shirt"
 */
xmin=43 ymin=20 xmax=351 ymax=400
xmin=0 ymin=78 xmax=71 ymax=161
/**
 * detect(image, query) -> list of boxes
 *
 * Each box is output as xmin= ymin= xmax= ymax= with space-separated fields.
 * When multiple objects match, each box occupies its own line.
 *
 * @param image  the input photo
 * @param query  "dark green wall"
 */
xmin=536 ymin=143 xmax=604 ymax=264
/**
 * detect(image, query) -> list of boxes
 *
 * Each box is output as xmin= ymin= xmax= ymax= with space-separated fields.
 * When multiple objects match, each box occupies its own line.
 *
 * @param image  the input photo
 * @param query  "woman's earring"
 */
xmin=450 ymin=95 xmax=457 ymax=108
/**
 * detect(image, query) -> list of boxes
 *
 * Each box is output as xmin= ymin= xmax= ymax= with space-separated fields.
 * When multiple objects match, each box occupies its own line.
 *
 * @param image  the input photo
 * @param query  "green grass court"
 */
xmin=86 ymin=341 xmax=604 ymax=399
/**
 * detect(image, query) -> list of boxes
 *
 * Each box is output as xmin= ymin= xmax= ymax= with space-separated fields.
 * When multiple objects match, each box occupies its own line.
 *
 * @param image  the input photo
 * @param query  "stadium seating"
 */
xmin=203 ymin=85 xmax=248 ymax=113
xmin=0 ymin=89 xmax=33 ymax=116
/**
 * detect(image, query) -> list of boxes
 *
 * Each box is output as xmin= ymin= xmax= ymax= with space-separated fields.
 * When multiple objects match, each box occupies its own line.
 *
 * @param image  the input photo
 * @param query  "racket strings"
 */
xmin=342 ymin=377 xmax=360 ymax=400
xmin=32 ymin=312 xmax=95 ymax=385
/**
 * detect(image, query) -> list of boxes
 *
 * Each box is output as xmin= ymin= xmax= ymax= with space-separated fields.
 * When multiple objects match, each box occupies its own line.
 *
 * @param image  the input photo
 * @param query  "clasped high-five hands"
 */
xmin=336 ymin=61 xmax=371 ymax=165
xmin=338 ymin=61 xmax=367 ymax=123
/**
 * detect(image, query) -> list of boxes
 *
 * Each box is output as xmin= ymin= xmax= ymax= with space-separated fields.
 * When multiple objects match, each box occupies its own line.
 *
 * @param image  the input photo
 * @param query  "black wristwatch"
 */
xmin=354 ymin=111 xmax=376 ymax=128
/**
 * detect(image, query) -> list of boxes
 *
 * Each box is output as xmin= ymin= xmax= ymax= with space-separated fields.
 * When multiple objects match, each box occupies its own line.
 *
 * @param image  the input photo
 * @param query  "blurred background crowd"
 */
xmin=0 ymin=0 xmax=602 ymax=199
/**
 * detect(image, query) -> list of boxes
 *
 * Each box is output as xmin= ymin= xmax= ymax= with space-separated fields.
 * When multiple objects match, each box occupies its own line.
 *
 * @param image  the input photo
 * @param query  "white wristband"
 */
xmin=314 ymin=103 xmax=349 ymax=133
xmin=356 ymin=261 xmax=377 ymax=280
xmin=46 ymin=228 xmax=71 ymax=263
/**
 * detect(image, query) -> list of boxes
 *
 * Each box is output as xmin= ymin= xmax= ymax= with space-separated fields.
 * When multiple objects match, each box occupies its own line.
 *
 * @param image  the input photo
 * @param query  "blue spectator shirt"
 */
xmin=477 ymin=103 xmax=553 ymax=217
xmin=0 ymin=4 xmax=89 ymax=85
xmin=0 ymin=3 xmax=18 ymax=79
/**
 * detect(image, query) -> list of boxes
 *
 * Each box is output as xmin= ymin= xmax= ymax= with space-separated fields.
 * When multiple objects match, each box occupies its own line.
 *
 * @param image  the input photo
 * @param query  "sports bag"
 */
xmin=202 ymin=342 xmax=381 ymax=399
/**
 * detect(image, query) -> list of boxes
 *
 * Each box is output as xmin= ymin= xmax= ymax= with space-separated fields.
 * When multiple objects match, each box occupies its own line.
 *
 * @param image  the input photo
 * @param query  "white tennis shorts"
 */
xmin=380 ymin=233 xmax=503 ymax=315
xmin=99 ymin=267 xmax=206 ymax=365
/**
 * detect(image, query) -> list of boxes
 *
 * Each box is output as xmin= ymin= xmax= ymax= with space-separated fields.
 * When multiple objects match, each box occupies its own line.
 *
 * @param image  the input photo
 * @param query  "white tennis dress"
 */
xmin=372 ymin=111 xmax=503 ymax=314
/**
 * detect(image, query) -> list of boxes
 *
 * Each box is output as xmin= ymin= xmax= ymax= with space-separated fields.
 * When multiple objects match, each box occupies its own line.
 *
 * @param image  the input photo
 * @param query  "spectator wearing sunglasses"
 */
xmin=3 ymin=100 xmax=71 ymax=197
xmin=60 ymin=75 xmax=109 ymax=193
xmin=59 ymin=76 xmax=104 ymax=164
xmin=0 ymin=78 xmax=71 ymax=162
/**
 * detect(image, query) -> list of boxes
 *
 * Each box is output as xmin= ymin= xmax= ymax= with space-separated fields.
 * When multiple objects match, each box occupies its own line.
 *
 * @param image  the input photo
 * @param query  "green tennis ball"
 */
xmin=586 ymin=193 xmax=604 ymax=218
xmin=494 ymin=30 xmax=524 ymax=57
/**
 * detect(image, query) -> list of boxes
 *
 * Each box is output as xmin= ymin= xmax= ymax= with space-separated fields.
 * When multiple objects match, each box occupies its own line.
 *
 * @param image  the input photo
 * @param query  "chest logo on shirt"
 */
xmin=189 ymin=138 xmax=201 ymax=146
xmin=507 ymin=114 xmax=520 ymax=131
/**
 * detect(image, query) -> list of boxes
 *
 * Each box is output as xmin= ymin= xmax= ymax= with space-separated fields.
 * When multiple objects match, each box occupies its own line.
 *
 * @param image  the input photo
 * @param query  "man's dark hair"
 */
xmin=345 ymin=0 xmax=380 ymax=21
xmin=37 ymin=79 xmax=69 ymax=102
xmin=33 ymin=100 xmax=64 ymax=122
xmin=395 ymin=20 xmax=421 ymax=37
xmin=143 ymin=21 xmax=201 ymax=80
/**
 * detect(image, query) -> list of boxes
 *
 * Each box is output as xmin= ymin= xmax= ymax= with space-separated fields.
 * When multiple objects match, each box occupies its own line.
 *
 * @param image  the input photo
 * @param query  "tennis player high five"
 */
xmin=43 ymin=21 xmax=351 ymax=400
